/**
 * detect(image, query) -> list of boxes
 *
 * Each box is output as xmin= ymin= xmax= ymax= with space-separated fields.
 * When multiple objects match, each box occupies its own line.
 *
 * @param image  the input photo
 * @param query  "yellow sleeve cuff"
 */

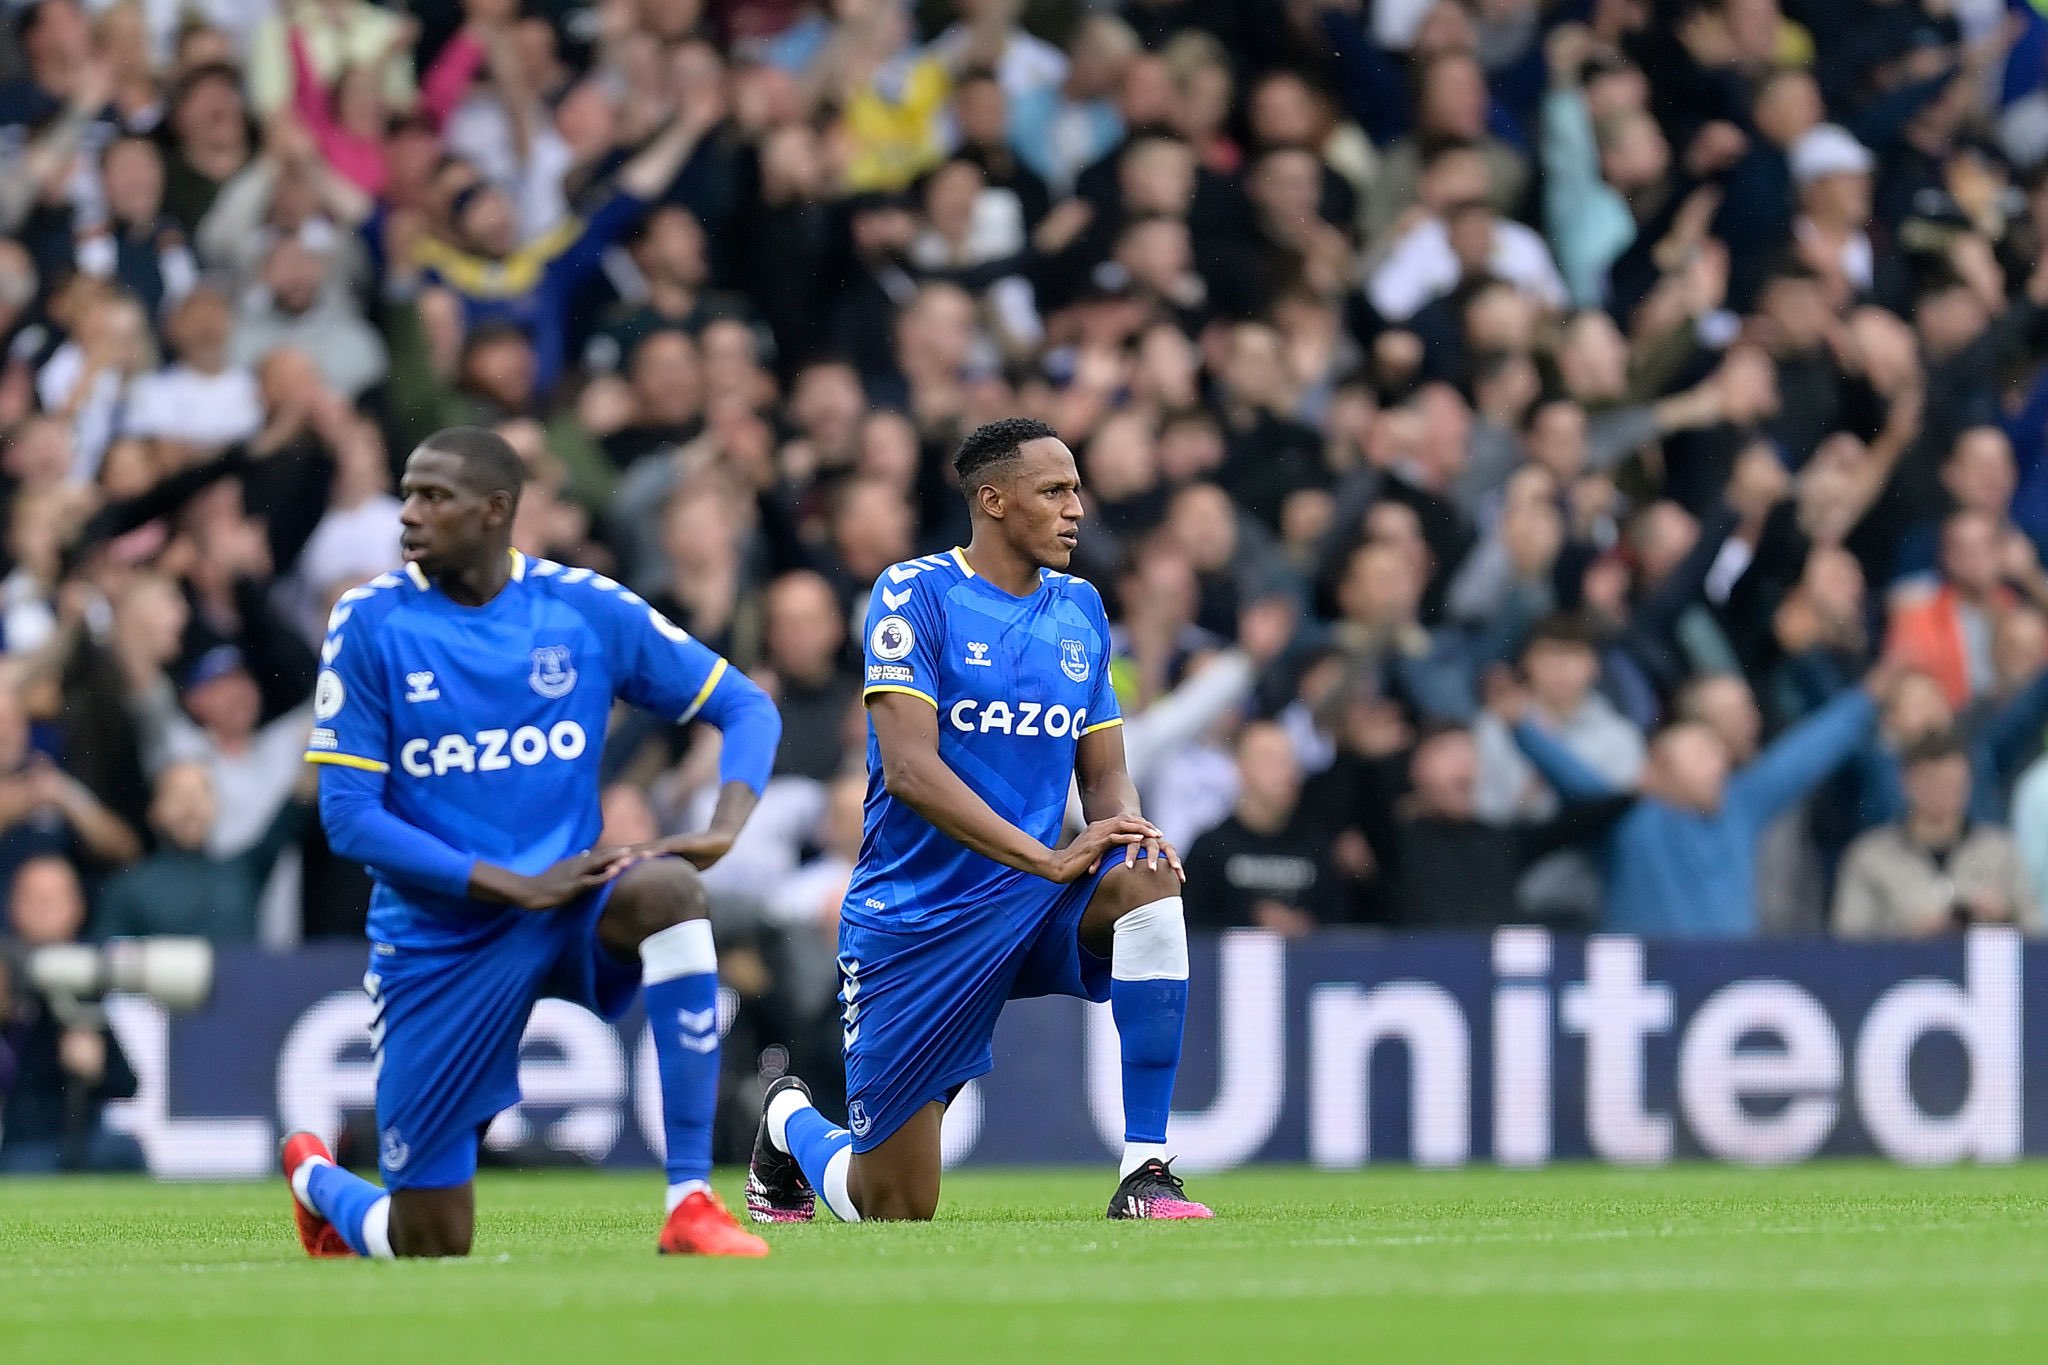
xmin=304 ymin=751 xmax=391 ymax=773
xmin=863 ymin=685 xmax=938 ymax=709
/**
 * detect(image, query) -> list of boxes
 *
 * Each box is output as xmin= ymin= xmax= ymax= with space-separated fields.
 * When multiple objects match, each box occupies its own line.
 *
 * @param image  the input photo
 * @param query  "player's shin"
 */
xmin=768 ymin=1088 xmax=860 ymax=1222
xmin=1110 ymin=896 xmax=1189 ymax=1178
xmin=642 ymin=919 xmax=722 ymax=1211
xmin=298 ymin=1160 xmax=396 ymax=1258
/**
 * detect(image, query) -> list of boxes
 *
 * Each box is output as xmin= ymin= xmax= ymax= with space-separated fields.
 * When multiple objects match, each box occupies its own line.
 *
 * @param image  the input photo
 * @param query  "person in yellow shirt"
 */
xmin=810 ymin=0 xmax=1013 ymax=193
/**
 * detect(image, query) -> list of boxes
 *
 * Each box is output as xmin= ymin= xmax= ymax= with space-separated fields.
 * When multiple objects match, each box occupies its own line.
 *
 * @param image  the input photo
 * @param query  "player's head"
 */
xmin=400 ymin=427 xmax=527 ymax=577
xmin=953 ymin=417 xmax=1082 ymax=570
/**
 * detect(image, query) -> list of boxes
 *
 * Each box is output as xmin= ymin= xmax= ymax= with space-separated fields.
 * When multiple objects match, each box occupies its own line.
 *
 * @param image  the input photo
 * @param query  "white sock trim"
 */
xmin=361 ymin=1196 xmax=394 ymax=1259
xmin=766 ymin=1087 xmax=810 ymax=1154
xmin=642 ymin=918 xmax=716 ymax=984
xmin=820 ymin=1146 xmax=860 ymax=1223
xmin=1120 ymin=1141 xmax=1169 ymax=1180
xmin=665 ymin=1179 xmax=709 ymax=1213
xmin=290 ymin=1154 xmax=328 ymax=1210
xmin=1111 ymin=897 xmax=1189 ymax=981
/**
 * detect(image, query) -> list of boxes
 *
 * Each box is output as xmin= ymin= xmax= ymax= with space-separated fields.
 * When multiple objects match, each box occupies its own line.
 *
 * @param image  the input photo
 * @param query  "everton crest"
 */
xmin=529 ymin=645 xmax=577 ymax=699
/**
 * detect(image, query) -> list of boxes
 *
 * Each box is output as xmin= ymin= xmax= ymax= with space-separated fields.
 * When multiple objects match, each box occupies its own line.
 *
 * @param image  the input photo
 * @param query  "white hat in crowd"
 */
xmin=1790 ymin=124 xmax=1875 ymax=188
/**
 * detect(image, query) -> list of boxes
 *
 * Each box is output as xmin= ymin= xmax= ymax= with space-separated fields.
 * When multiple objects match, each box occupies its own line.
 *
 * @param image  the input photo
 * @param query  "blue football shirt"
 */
xmin=305 ymin=551 xmax=736 ymax=948
xmin=844 ymin=548 xmax=1122 ymax=930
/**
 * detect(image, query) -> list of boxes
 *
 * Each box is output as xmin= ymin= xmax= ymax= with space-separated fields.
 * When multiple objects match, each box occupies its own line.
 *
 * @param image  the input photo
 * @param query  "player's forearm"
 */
xmin=1079 ymin=769 xmax=1144 ymax=826
xmin=318 ymin=768 xmax=477 ymax=900
xmin=885 ymin=750 xmax=1057 ymax=878
xmin=466 ymin=862 xmax=544 ymax=908
xmin=698 ymin=779 xmax=758 ymax=839
xmin=644 ymin=779 xmax=758 ymax=867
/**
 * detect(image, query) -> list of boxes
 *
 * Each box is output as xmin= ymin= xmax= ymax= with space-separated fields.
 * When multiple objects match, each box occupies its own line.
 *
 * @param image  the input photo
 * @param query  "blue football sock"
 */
xmin=1112 ymin=976 xmax=1188 ymax=1147
xmin=304 ymin=1161 xmax=390 ymax=1257
xmin=783 ymin=1105 xmax=858 ymax=1222
xmin=1110 ymin=896 xmax=1190 ymax=1165
xmin=642 ymin=920 xmax=720 ymax=1193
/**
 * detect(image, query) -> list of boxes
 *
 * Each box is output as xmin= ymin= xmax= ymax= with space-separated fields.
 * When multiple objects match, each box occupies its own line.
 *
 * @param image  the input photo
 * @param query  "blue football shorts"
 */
xmin=836 ymin=851 xmax=1129 ymax=1153
xmin=365 ymin=881 xmax=639 ymax=1189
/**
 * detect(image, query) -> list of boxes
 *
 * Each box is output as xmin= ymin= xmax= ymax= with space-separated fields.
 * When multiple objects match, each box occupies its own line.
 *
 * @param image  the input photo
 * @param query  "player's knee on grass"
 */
xmin=851 ymin=1159 xmax=941 ymax=1222
xmin=391 ymin=1188 xmax=475 ymax=1258
xmin=849 ymin=1103 xmax=944 ymax=1221
xmin=602 ymin=857 xmax=709 ymax=952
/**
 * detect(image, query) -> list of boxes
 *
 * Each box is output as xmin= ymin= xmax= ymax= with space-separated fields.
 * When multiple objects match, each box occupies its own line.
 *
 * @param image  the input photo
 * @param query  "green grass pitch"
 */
xmin=6 ymin=1164 xmax=2048 ymax=1361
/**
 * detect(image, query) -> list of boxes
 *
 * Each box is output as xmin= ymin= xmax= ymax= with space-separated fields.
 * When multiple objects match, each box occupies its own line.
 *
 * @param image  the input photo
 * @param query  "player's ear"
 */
xmin=975 ymin=480 xmax=1005 ymax=522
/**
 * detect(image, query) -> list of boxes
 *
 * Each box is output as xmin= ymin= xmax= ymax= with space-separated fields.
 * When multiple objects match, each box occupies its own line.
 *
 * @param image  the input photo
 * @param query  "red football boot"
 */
xmin=281 ymin=1131 xmax=356 ymax=1259
xmin=658 ymin=1189 xmax=772 ymax=1257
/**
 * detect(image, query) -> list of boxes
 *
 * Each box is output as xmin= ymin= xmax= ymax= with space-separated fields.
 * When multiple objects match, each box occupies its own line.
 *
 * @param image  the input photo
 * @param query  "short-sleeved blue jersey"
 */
xmin=305 ymin=551 xmax=736 ymax=948
xmin=845 ymin=548 xmax=1122 ymax=931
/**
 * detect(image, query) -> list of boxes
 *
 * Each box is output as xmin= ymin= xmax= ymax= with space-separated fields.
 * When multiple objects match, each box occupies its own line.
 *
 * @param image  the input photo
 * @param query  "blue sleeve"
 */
xmin=1082 ymin=586 xmax=1121 ymax=735
xmin=1729 ymin=688 xmax=1876 ymax=826
xmin=317 ymin=763 xmax=476 ymax=899
xmin=590 ymin=580 xmax=781 ymax=795
xmin=859 ymin=564 xmax=946 ymax=712
xmin=1982 ymin=667 xmax=2048 ymax=782
xmin=1541 ymin=88 xmax=1623 ymax=308
xmin=694 ymin=665 xmax=780 ymax=795
xmin=548 ymin=190 xmax=647 ymax=291
xmin=305 ymin=581 xmax=395 ymax=772
xmin=2006 ymin=368 xmax=2048 ymax=548
xmin=1512 ymin=719 xmax=1620 ymax=800
xmin=2008 ymin=0 xmax=2048 ymax=105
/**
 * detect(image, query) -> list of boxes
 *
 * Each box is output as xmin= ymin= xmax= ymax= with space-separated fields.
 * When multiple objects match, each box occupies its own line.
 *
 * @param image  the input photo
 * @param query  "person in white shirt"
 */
xmin=34 ymin=289 xmax=152 ymax=485
xmin=122 ymin=286 xmax=262 ymax=459
xmin=1367 ymin=143 xmax=1566 ymax=323
xmin=1789 ymin=123 xmax=1876 ymax=303
xmin=928 ymin=0 xmax=1067 ymax=104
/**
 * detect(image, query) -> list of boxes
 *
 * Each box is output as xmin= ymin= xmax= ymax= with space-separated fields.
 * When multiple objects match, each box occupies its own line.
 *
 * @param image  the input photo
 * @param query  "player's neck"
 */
xmin=435 ymin=551 xmax=514 ymax=608
xmin=960 ymin=535 xmax=1041 ymax=598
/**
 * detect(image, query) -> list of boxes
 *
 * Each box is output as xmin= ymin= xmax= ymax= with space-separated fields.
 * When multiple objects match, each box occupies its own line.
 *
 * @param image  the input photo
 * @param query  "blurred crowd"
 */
xmin=9 ymin=0 xmax=2048 ymax=1160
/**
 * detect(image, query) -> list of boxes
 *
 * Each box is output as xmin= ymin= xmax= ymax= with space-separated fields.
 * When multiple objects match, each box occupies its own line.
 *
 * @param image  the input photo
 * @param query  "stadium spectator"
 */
xmin=0 ymin=854 xmax=143 ymax=1173
xmin=1182 ymin=720 xmax=1349 ymax=936
xmin=1501 ymin=663 xmax=1891 ymax=936
xmin=1373 ymin=721 xmax=1631 ymax=929
xmin=0 ymin=685 xmax=139 ymax=890
xmin=228 ymin=238 xmax=388 ymax=400
xmin=93 ymin=759 xmax=309 ymax=942
xmin=1835 ymin=731 xmax=2035 ymax=938
xmin=757 ymin=570 xmax=858 ymax=783
xmin=1473 ymin=614 xmax=1646 ymax=923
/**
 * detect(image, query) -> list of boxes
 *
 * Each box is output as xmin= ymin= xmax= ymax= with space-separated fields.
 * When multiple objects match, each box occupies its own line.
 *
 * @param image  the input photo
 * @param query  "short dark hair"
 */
xmin=170 ymin=61 xmax=240 ymax=111
xmin=624 ymin=202 xmax=699 ymax=250
xmin=1523 ymin=612 xmax=1595 ymax=656
xmin=953 ymin=417 xmax=1060 ymax=494
xmin=1412 ymin=718 xmax=1472 ymax=751
xmin=1901 ymin=729 xmax=1969 ymax=770
xmin=420 ymin=426 xmax=527 ymax=502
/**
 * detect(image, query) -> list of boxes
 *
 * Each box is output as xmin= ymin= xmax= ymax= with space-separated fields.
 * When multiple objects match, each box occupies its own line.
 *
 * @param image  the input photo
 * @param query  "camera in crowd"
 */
xmin=5 ymin=935 xmax=215 ymax=1024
